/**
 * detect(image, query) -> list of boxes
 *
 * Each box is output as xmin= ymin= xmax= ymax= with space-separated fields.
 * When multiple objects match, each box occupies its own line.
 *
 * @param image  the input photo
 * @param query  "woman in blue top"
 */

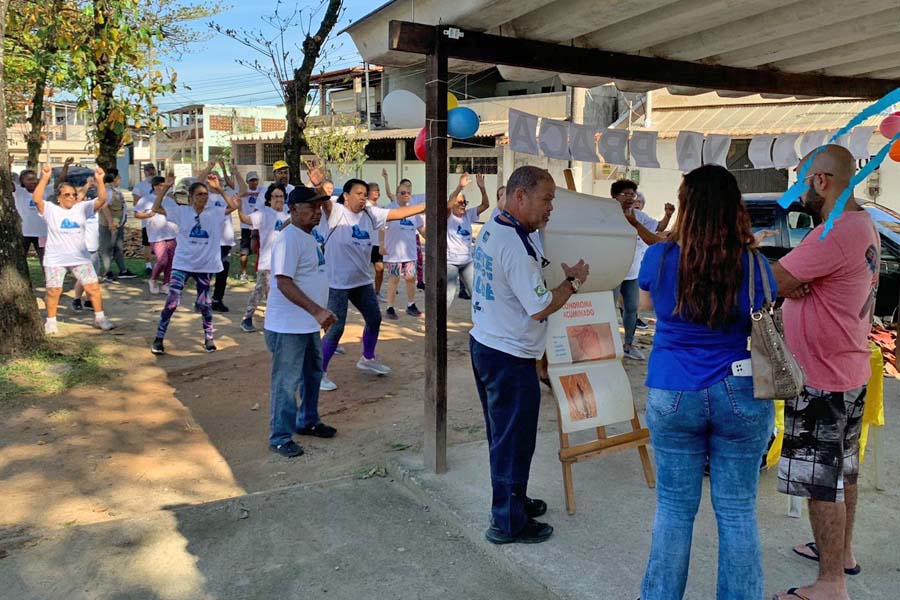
xmin=637 ymin=165 xmax=776 ymax=600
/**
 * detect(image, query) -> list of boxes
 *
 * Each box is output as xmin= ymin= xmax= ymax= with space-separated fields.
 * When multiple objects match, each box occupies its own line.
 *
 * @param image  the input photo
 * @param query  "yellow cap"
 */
xmin=272 ymin=160 xmax=289 ymax=171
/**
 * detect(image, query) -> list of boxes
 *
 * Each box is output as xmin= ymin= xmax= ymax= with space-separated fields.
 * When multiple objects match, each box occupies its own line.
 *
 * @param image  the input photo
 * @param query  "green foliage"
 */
xmin=305 ymin=115 xmax=369 ymax=179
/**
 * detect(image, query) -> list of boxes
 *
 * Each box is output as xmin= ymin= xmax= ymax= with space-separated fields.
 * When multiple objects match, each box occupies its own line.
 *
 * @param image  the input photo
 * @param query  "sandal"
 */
xmin=792 ymin=542 xmax=861 ymax=575
xmin=773 ymin=588 xmax=811 ymax=600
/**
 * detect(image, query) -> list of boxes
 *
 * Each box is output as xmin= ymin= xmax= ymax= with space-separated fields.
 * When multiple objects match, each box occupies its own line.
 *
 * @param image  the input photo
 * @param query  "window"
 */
xmin=727 ymin=138 xmax=789 ymax=193
xmin=236 ymin=144 xmax=256 ymax=165
xmin=508 ymin=89 xmax=528 ymax=96
xmin=449 ymin=156 xmax=498 ymax=174
xmin=263 ymin=143 xmax=284 ymax=165
xmin=787 ymin=210 xmax=814 ymax=248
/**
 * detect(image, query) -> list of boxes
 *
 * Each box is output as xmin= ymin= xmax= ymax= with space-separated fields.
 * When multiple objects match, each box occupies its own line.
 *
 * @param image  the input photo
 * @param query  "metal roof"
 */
xmin=344 ymin=0 xmax=900 ymax=95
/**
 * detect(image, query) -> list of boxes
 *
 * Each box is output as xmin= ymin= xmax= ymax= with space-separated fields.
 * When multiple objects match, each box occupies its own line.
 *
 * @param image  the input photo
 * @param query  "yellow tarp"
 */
xmin=766 ymin=343 xmax=885 ymax=469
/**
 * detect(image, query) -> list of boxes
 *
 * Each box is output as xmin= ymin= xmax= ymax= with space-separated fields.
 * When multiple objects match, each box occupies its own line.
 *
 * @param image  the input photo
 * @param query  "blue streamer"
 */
xmin=820 ymin=129 xmax=900 ymax=239
xmin=777 ymin=87 xmax=900 ymax=210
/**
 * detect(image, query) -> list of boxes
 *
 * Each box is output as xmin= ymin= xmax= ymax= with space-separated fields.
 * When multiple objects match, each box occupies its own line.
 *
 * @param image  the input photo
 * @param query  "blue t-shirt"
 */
xmin=638 ymin=242 xmax=777 ymax=391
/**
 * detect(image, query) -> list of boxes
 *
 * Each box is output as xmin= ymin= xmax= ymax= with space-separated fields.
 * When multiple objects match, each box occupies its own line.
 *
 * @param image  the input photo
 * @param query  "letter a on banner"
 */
xmin=509 ymin=109 xmax=540 ymax=155
xmin=676 ymin=131 xmax=704 ymax=172
xmin=598 ymin=130 xmax=629 ymax=165
xmin=630 ymin=131 xmax=660 ymax=168
xmin=569 ymin=123 xmax=600 ymax=163
xmin=540 ymin=119 xmax=571 ymax=160
xmin=703 ymin=134 xmax=731 ymax=167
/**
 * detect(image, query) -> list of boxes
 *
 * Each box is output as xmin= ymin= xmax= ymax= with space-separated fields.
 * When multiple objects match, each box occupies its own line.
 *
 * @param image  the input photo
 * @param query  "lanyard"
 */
xmin=498 ymin=210 xmax=549 ymax=268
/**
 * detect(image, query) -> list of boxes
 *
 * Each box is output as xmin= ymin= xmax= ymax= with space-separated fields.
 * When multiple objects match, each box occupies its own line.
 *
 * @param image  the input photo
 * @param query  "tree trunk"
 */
xmin=284 ymin=0 xmax=342 ymax=182
xmin=25 ymin=70 xmax=48 ymax=169
xmin=0 ymin=0 xmax=45 ymax=354
xmin=92 ymin=0 xmax=120 ymax=171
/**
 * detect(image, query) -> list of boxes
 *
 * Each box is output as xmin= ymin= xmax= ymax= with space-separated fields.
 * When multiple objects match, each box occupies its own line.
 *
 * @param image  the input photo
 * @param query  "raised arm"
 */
xmin=58 ymin=156 xmax=74 ymax=191
xmin=151 ymin=173 xmax=175 ymax=216
xmin=197 ymin=158 xmax=217 ymax=181
xmin=219 ymin=159 xmax=235 ymax=190
xmin=304 ymin=158 xmax=325 ymax=188
xmin=657 ymin=203 xmax=675 ymax=232
xmin=387 ymin=203 xmax=426 ymax=221
xmin=625 ymin=208 xmax=664 ymax=245
xmin=237 ymin=207 xmax=254 ymax=226
xmin=32 ymin=165 xmax=52 ymax=214
xmin=230 ymin=161 xmax=248 ymax=198
xmin=91 ymin=166 xmax=108 ymax=212
xmin=475 ymin=174 xmax=490 ymax=215
xmin=447 ymin=173 xmax=470 ymax=210
xmin=382 ymin=168 xmax=395 ymax=202
xmin=207 ymin=173 xmax=240 ymax=213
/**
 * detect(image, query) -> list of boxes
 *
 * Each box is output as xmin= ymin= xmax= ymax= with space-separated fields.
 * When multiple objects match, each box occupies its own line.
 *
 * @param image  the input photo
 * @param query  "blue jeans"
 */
xmin=640 ymin=376 xmax=774 ymax=600
xmin=264 ymin=330 xmax=324 ymax=447
xmin=614 ymin=278 xmax=640 ymax=346
xmin=447 ymin=261 xmax=474 ymax=307
xmin=470 ymin=336 xmax=541 ymax=536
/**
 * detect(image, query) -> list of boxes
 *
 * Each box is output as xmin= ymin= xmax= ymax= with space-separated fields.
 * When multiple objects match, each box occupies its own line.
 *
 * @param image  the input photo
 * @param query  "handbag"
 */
xmin=747 ymin=249 xmax=806 ymax=400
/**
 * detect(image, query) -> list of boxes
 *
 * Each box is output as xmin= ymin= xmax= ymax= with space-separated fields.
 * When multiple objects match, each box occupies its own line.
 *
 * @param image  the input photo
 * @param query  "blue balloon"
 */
xmin=447 ymin=107 xmax=480 ymax=139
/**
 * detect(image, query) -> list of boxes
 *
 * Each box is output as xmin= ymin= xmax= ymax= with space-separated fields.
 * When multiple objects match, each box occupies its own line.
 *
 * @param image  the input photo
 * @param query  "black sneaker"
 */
xmin=240 ymin=318 xmax=255 ymax=332
xmin=485 ymin=519 xmax=553 ymax=545
xmin=84 ymin=299 xmax=94 ymax=309
xmin=296 ymin=423 xmax=337 ymax=438
xmin=145 ymin=266 xmax=152 ymax=276
xmin=458 ymin=289 xmax=471 ymax=300
xmin=71 ymin=298 xmax=83 ymax=311
xmin=204 ymin=339 xmax=217 ymax=353
xmin=151 ymin=338 xmax=165 ymax=355
xmin=525 ymin=497 xmax=547 ymax=518
xmin=386 ymin=307 xmax=399 ymax=320
xmin=102 ymin=272 xmax=116 ymax=283
xmin=406 ymin=303 xmax=422 ymax=317
xmin=416 ymin=281 xmax=426 ymax=290
xmin=211 ymin=300 xmax=229 ymax=313
xmin=635 ymin=318 xmax=650 ymax=330
xmin=118 ymin=270 xmax=137 ymax=279
xmin=269 ymin=441 xmax=304 ymax=458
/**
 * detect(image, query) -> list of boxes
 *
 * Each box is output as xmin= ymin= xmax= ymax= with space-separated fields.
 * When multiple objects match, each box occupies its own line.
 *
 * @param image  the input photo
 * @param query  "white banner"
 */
xmin=631 ymin=131 xmax=660 ymax=168
xmin=702 ymin=134 xmax=732 ymax=167
xmin=597 ymin=129 xmax=629 ymax=166
xmin=509 ymin=109 xmax=540 ymax=155
xmin=799 ymin=130 xmax=827 ymax=158
xmin=748 ymin=135 xmax=775 ymax=169
xmin=569 ymin=123 xmax=600 ymax=163
xmin=539 ymin=118 xmax=571 ymax=160
xmin=849 ymin=126 xmax=875 ymax=160
xmin=676 ymin=131 xmax=704 ymax=172
xmin=772 ymin=133 xmax=801 ymax=169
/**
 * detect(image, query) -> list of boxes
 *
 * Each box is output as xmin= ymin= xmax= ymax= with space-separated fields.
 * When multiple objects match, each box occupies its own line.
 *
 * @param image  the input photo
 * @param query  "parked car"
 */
xmin=744 ymin=193 xmax=900 ymax=321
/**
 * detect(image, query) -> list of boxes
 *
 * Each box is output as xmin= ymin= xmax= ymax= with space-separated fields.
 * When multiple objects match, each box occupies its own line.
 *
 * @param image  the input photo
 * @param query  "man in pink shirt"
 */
xmin=772 ymin=145 xmax=879 ymax=600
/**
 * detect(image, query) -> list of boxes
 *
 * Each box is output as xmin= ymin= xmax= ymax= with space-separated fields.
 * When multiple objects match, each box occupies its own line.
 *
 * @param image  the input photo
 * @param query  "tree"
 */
xmin=304 ymin=114 xmax=368 ymax=179
xmin=211 ymin=0 xmax=344 ymax=184
xmin=0 ymin=0 xmax=45 ymax=354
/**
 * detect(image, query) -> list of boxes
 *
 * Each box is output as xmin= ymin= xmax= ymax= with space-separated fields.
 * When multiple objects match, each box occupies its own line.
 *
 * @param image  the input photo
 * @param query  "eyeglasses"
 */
xmin=616 ymin=191 xmax=637 ymax=198
xmin=803 ymin=172 xmax=834 ymax=182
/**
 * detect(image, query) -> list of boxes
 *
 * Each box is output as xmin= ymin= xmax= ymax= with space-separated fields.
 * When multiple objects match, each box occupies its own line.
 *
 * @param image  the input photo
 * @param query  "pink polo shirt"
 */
xmin=780 ymin=209 xmax=879 ymax=392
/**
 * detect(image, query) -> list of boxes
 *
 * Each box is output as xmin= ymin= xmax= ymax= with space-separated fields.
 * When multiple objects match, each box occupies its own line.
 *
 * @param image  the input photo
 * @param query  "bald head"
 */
xmin=797 ymin=144 xmax=858 ymax=218
xmin=800 ymin=144 xmax=856 ymax=182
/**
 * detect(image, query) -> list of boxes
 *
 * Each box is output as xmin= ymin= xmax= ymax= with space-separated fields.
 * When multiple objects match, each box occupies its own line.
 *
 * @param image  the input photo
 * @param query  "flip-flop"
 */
xmin=773 ymin=589 xmax=811 ymax=600
xmin=792 ymin=542 xmax=861 ymax=575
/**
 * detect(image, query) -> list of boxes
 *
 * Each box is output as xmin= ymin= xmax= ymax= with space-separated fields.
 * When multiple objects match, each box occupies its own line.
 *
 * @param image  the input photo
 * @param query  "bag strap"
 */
xmin=756 ymin=250 xmax=774 ymax=306
xmin=748 ymin=248 xmax=757 ymax=315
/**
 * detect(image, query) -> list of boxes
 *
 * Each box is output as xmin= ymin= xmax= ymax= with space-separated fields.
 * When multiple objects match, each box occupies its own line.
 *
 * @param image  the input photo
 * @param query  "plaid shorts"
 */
xmin=778 ymin=385 xmax=867 ymax=502
xmin=44 ymin=263 xmax=99 ymax=289
xmin=387 ymin=260 xmax=417 ymax=279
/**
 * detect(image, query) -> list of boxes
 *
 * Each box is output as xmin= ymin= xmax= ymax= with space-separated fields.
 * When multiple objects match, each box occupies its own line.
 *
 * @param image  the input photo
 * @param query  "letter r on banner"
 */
xmin=597 ymin=130 xmax=629 ymax=166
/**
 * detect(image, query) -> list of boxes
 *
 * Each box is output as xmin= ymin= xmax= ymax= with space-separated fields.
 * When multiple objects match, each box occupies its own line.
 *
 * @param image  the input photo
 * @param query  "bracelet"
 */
xmin=565 ymin=276 xmax=581 ymax=293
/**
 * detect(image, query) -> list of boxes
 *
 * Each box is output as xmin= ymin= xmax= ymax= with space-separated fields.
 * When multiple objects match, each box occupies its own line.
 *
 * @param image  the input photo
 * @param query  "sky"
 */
xmin=156 ymin=0 xmax=378 ymax=110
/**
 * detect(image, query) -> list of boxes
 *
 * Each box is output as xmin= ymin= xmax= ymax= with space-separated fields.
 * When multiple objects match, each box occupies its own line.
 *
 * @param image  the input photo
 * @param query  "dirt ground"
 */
xmin=0 ymin=272 xmax=653 ymax=538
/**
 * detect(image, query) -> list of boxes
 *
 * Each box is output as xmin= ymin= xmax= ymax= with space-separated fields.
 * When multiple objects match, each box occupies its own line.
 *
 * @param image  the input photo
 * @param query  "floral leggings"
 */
xmin=243 ymin=270 xmax=270 ymax=321
xmin=156 ymin=270 xmax=214 ymax=340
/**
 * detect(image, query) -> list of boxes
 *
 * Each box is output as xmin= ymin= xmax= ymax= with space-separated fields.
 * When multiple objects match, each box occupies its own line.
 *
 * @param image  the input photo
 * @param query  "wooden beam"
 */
xmin=389 ymin=20 xmax=898 ymax=99
xmin=423 ymin=31 xmax=449 ymax=475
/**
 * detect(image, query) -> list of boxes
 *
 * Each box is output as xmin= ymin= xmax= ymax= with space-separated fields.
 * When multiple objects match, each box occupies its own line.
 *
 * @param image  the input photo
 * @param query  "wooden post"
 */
xmin=423 ymin=31 xmax=449 ymax=474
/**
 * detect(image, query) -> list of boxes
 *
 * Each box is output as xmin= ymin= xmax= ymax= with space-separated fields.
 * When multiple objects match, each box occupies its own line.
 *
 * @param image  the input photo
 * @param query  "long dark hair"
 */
xmin=671 ymin=165 xmax=755 ymax=328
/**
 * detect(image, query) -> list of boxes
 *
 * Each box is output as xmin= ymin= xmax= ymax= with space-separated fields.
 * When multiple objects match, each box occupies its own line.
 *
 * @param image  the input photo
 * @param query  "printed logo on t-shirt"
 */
xmin=214 ymin=201 xmax=224 ymax=207
xmin=473 ymin=247 xmax=495 ymax=301
xmin=351 ymin=225 xmax=370 ymax=240
xmin=275 ymin=219 xmax=284 ymax=230
xmin=481 ymin=230 xmax=490 ymax=242
xmin=457 ymin=224 xmax=471 ymax=238
xmin=28 ymin=199 xmax=37 ymax=208
xmin=399 ymin=218 xmax=415 ymax=228
xmin=316 ymin=246 xmax=326 ymax=266
xmin=534 ymin=284 xmax=548 ymax=297
xmin=59 ymin=218 xmax=80 ymax=230
xmin=313 ymin=229 xmax=325 ymax=244
xmin=189 ymin=222 xmax=210 ymax=239
xmin=249 ymin=196 xmax=257 ymax=205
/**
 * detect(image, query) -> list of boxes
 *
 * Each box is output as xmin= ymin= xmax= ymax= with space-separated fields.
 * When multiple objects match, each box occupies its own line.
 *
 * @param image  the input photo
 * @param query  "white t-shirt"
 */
xmin=14 ymin=187 xmax=47 ymax=237
xmin=265 ymin=225 xmax=329 ymax=334
xmin=41 ymin=201 xmax=96 ymax=267
xmin=626 ymin=209 xmax=658 ymax=281
xmin=134 ymin=195 xmax=178 ymax=243
xmin=470 ymin=218 xmax=553 ymax=359
xmin=447 ymin=207 xmax=479 ymax=265
xmin=383 ymin=207 xmax=423 ymax=264
xmin=132 ymin=178 xmax=154 ymax=229
xmin=250 ymin=206 xmax=290 ymax=272
xmin=167 ymin=202 xmax=225 ymax=274
xmin=324 ymin=200 xmax=390 ymax=289
xmin=208 ymin=193 xmax=235 ymax=247
xmin=241 ymin=188 xmax=263 ymax=230
xmin=84 ymin=212 xmax=100 ymax=253
xmin=284 ymin=183 xmax=296 ymax=197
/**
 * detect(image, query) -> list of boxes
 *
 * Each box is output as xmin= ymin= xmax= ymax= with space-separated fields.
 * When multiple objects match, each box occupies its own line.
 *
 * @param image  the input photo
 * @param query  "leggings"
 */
xmin=416 ymin=236 xmax=424 ymax=285
xmin=156 ymin=270 xmax=214 ymax=340
xmin=447 ymin=261 xmax=475 ymax=307
xmin=321 ymin=284 xmax=381 ymax=372
xmin=243 ymin=270 xmax=270 ymax=320
xmin=213 ymin=245 xmax=232 ymax=302
xmin=99 ymin=225 xmax=127 ymax=274
xmin=150 ymin=239 xmax=176 ymax=284
xmin=22 ymin=236 xmax=45 ymax=264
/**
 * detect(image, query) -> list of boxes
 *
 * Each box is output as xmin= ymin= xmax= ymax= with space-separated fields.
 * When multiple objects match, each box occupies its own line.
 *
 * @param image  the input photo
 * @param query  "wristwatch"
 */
xmin=566 ymin=276 xmax=581 ymax=293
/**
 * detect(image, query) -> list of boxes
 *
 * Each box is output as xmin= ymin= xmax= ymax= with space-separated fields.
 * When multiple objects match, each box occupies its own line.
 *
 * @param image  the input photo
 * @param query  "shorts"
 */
xmin=371 ymin=246 xmax=383 ymax=264
xmin=387 ymin=261 xmax=417 ymax=279
xmin=45 ymin=263 xmax=99 ymax=289
xmin=141 ymin=228 xmax=150 ymax=246
xmin=240 ymin=229 xmax=260 ymax=254
xmin=778 ymin=384 xmax=867 ymax=503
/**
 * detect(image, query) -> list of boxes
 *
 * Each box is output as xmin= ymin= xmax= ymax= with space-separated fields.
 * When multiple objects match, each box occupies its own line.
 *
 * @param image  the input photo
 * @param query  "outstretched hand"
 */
xmin=562 ymin=259 xmax=590 ymax=283
xmin=94 ymin=166 xmax=105 ymax=180
xmin=459 ymin=172 xmax=470 ymax=188
xmin=475 ymin=174 xmax=486 ymax=189
xmin=41 ymin=164 xmax=52 ymax=178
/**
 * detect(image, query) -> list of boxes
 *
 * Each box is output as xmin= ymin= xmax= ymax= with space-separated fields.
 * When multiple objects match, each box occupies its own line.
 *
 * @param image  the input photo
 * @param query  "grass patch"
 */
xmin=0 ymin=339 xmax=117 ymax=406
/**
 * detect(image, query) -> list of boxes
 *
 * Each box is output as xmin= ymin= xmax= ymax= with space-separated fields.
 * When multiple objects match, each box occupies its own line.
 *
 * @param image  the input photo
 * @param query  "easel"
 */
xmin=551 ymin=169 xmax=656 ymax=515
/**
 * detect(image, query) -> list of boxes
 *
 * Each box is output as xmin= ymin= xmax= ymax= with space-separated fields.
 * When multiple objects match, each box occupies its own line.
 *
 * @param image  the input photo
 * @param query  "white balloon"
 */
xmin=382 ymin=90 xmax=425 ymax=129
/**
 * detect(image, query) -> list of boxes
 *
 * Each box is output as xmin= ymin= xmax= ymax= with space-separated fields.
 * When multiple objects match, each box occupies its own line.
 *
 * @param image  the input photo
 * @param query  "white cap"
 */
xmin=246 ymin=170 xmax=260 ymax=181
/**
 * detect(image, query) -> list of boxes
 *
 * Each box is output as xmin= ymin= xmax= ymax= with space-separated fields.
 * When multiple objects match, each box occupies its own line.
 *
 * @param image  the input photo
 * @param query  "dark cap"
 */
xmin=288 ymin=186 xmax=330 ymax=206
xmin=142 ymin=163 xmax=156 ymax=172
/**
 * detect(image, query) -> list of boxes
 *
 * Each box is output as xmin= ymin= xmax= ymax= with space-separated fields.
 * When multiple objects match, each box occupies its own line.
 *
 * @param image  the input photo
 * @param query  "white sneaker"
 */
xmin=320 ymin=374 xmax=337 ymax=391
xmin=44 ymin=320 xmax=58 ymax=335
xmin=623 ymin=345 xmax=645 ymax=360
xmin=239 ymin=273 xmax=249 ymax=284
xmin=94 ymin=316 xmax=117 ymax=331
xmin=159 ymin=284 xmax=170 ymax=295
xmin=148 ymin=279 xmax=160 ymax=294
xmin=356 ymin=356 xmax=391 ymax=376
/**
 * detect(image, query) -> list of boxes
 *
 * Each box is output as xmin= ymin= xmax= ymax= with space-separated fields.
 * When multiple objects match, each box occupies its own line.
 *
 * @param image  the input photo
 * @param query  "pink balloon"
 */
xmin=879 ymin=114 xmax=900 ymax=139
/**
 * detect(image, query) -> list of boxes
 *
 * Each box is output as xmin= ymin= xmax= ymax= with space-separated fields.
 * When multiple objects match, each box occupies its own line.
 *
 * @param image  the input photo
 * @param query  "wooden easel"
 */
xmin=550 ymin=169 xmax=655 ymax=515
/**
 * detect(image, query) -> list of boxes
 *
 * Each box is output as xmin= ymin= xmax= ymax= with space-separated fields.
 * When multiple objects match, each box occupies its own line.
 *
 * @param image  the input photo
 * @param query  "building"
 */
xmin=8 ymin=101 xmax=94 ymax=170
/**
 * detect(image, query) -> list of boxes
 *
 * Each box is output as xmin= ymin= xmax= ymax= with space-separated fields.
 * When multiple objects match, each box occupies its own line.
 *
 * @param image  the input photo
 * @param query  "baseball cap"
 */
xmin=246 ymin=170 xmax=260 ymax=181
xmin=142 ymin=163 xmax=156 ymax=172
xmin=272 ymin=160 xmax=289 ymax=171
xmin=287 ymin=186 xmax=329 ymax=206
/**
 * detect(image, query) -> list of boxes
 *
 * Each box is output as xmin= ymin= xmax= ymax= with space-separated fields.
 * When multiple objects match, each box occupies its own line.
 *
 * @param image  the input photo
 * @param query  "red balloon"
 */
xmin=889 ymin=139 xmax=900 ymax=162
xmin=879 ymin=114 xmax=900 ymax=139
xmin=414 ymin=127 xmax=427 ymax=161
